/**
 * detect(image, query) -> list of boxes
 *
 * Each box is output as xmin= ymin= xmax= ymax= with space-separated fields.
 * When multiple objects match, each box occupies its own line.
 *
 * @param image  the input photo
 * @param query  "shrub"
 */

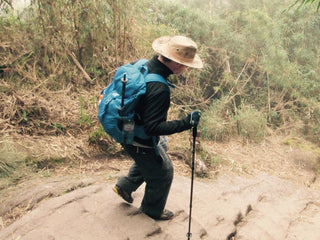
xmin=200 ymin=98 xmax=235 ymax=141
xmin=234 ymin=105 xmax=267 ymax=142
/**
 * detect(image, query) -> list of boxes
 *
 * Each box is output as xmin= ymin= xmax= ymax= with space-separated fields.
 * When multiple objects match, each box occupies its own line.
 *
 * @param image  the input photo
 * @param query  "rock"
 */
xmin=1 ymin=174 xmax=320 ymax=240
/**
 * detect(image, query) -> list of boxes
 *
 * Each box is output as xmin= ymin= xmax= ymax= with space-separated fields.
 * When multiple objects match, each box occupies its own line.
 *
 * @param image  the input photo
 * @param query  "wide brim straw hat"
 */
xmin=152 ymin=35 xmax=203 ymax=69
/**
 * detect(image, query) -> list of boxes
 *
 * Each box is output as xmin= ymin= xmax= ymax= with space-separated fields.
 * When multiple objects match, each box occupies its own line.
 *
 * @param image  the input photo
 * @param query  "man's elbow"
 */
xmin=144 ymin=124 xmax=158 ymax=136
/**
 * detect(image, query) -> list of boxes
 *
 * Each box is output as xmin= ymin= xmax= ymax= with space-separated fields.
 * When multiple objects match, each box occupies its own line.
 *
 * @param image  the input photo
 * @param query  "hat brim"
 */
xmin=152 ymin=36 xmax=203 ymax=69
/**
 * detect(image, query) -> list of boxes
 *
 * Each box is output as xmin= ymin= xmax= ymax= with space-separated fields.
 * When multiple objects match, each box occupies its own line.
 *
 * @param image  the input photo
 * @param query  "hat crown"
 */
xmin=167 ymin=36 xmax=197 ymax=62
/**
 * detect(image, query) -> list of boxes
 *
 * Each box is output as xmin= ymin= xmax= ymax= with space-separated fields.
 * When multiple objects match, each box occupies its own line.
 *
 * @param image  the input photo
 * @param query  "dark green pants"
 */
xmin=116 ymin=144 xmax=173 ymax=219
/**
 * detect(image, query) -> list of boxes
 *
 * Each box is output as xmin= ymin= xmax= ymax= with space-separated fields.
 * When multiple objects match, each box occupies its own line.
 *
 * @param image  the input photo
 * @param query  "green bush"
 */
xmin=234 ymin=105 xmax=267 ymax=142
xmin=0 ymin=138 xmax=29 ymax=188
xmin=201 ymin=99 xmax=267 ymax=143
xmin=200 ymin=98 xmax=235 ymax=141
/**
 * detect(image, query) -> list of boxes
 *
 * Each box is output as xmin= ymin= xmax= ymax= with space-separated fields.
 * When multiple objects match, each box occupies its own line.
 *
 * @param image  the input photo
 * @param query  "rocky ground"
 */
xmin=0 ymin=135 xmax=319 ymax=240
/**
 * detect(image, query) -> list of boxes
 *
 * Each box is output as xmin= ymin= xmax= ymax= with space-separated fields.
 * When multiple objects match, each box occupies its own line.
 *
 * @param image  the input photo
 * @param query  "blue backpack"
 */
xmin=98 ymin=59 xmax=172 ymax=144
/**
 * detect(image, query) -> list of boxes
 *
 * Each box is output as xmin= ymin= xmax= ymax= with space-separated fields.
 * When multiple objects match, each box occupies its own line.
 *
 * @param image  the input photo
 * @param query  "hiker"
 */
xmin=112 ymin=35 xmax=203 ymax=220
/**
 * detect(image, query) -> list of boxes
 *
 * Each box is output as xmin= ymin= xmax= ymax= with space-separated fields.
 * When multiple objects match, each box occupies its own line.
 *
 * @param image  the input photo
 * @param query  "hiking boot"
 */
xmin=158 ymin=209 xmax=174 ymax=220
xmin=139 ymin=208 xmax=174 ymax=221
xmin=112 ymin=185 xmax=133 ymax=203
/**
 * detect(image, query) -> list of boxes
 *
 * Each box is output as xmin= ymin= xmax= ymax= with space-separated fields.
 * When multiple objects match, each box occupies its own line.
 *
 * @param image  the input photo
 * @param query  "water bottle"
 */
xmin=122 ymin=118 xmax=135 ymax=144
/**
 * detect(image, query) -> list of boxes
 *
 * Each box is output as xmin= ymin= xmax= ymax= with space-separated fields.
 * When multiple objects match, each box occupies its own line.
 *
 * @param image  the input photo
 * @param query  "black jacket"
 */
xmin=134 ymin=55 xmax=191 ymax=146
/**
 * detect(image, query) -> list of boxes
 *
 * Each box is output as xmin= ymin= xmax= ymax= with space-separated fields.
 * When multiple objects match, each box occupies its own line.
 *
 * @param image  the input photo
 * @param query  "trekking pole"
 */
xmin=120 ymin=73 xmax=127 ymax=115
xmin=187 ymin=126 xmax=197 ymax=240
xmin=119 ymin=73 xmax=131 ymax=144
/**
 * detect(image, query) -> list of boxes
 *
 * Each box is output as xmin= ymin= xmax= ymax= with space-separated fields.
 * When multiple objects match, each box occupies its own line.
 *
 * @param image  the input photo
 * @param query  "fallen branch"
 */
xmin=67 ymin=51 xmax=93 ymax=84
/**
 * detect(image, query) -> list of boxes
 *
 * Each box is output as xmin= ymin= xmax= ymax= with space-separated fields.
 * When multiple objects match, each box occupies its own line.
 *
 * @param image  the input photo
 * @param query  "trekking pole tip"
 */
xmin=186 ymin=232 xmax=192 ymax=239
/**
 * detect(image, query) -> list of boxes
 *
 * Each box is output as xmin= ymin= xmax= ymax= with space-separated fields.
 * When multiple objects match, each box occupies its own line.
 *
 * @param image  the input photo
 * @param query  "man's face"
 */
xmin=170 ymin=62 xmax=188 ymax=75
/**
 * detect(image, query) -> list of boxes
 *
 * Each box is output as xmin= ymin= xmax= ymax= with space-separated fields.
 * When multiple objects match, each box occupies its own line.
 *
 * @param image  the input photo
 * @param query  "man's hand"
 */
xmin=188 ymin=110 xmax=201 ymax=127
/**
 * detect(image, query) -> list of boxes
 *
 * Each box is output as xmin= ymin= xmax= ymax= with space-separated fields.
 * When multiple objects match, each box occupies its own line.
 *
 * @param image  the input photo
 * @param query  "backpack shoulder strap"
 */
xmin=137 ymin=59 xmax=176 ymax=88
xmin=145 ymin=73 xmax=176 ymax=88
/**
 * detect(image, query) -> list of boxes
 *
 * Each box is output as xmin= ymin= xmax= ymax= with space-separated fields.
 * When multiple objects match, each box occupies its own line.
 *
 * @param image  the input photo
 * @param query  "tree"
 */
xmin=290 ymin=0 xmax=320 ymax=10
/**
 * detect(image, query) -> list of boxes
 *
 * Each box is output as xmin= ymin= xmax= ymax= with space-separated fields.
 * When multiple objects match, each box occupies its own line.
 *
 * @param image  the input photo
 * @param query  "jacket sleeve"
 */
xmin=141 ymin=82 xmax=192 ymax=136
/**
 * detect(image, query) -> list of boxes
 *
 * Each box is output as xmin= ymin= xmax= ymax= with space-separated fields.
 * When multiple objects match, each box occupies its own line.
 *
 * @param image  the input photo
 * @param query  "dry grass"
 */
xmin=0 ymin=79 xmax=112 ymax=189
xmin=0 ymin=80 xmax=98 ymax=135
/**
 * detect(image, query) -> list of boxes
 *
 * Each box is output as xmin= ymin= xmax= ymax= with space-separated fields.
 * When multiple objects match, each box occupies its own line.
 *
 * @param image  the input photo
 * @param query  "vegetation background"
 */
xmin=0 ymin=0 xmax=319 ymax=195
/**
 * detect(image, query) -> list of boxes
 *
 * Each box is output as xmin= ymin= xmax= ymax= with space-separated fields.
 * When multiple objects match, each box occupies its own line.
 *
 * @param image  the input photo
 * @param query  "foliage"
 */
xmin=154 ymin=0 xmax=320 ymax=143
xmin=1 ymin=0 xmax=145 ymax=90
xmin=234 ymin=105 xmax=267 ymax=142
xmin=0 ymin=137 xmax=29 ymax=189
xmin=1 ymin=0 xmax=320 ymax=161
xmin=287 ymin=0 xmax=320 ymax=11
xmin=200 ymin=97 xmax=235 ymax=142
